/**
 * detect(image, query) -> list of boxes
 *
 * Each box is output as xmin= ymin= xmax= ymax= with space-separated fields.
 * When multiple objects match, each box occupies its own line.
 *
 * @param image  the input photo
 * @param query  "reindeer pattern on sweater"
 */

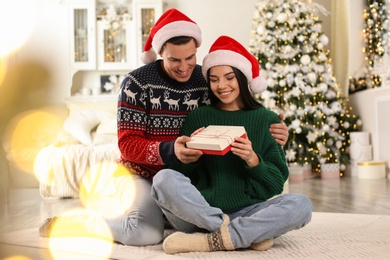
xmin=117 ymin=61 xmax=210 ymax=179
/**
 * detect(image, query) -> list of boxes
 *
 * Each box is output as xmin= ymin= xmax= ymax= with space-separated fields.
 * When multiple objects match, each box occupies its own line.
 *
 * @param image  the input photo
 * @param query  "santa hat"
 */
xmin=141 ymin=8 xmax=202 ymax=64
xmin=202 ymin=35 xmax=267 ymax=93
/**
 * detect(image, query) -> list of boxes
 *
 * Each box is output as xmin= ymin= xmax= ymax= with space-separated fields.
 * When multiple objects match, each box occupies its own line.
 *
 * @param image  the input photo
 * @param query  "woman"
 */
xmin=151 ymin=35 xmax=313 ymax=254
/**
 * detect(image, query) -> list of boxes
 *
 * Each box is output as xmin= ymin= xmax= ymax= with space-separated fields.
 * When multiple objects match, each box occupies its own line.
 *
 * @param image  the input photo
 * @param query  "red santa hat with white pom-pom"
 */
xmin=141 ymin=8 xmax=202 ymax=64
xmin=202 ymin=35 xmax=267 ymax=94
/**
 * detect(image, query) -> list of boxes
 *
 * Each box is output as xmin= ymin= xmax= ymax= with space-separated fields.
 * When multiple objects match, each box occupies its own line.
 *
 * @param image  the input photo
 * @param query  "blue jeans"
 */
xmin=104 ymin=174 xmax=165 ymax=246
xmin=151 ymin=169 xmax=312 ymax=249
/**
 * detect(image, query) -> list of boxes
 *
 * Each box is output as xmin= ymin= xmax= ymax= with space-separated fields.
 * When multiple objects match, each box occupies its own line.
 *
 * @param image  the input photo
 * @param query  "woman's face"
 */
xmin=160 ymin=40 xmax=197 ymax=83
xmin=209 ymin=65 xmax=243 ymax=111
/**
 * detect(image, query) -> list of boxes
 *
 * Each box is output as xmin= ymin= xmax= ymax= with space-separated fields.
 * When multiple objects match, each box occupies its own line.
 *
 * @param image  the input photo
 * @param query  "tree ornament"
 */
xmin=300 ymin=55 xmax=311 ymax=65
xmin=277 ymin=13 xmax=288 ymax=23
xmin=319 ymin=35 xmax=329 ymax=45
xmin=257 ymin=24 xmax=265 ymax=35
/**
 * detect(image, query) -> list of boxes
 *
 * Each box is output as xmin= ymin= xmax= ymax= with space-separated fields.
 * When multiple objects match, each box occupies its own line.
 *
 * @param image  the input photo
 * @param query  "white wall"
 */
xmin=315 ymin=0 xmax=332 ymax=48
xmin=349 ymin=87 xmax=390 ymax=169
xmin=163 ymin=0 xmax=258 ymax=63
xmin=10 ymin=0 xmax=70 ymax=104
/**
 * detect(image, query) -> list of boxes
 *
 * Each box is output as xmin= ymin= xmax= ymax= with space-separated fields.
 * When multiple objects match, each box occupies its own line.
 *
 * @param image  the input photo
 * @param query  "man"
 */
xmin=40 ymin=8 xmax=289 ymax=246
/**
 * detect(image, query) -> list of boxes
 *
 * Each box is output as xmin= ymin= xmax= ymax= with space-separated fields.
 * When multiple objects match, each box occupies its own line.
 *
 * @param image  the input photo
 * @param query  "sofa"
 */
xmin=1 ymin=101 xmax=120 ymax=199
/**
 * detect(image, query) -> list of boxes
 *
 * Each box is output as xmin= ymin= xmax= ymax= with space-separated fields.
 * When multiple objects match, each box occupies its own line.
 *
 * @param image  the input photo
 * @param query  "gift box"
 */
xmin=350 ymin=132 xmax=370 ymax=145
xmin=186 ymin=125 xmax=246 ymax=156
xmin=357 ymin=161 xmax=386 ymax=179
xmin=349 ymin=144 xmax=372 ymax=161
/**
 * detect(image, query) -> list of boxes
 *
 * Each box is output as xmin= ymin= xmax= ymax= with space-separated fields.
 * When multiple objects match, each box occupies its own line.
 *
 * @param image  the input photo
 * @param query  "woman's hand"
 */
xmin=230 ymin=136 xmax=259 ymax=167
xmin=270 ymin=113 xmax=289 ymax=146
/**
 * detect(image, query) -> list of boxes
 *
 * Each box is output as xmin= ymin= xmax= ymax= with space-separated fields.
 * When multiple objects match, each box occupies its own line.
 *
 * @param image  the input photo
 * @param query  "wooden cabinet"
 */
xmin=96 ymin=20 xmax=135 ymax=70
xmin=133 ymin=0 xmax=163 ymax=68
xmin=67 ymin=0 xmax=163 ymax=99
xmin=69 ymin=0 xmax=96 ymax=71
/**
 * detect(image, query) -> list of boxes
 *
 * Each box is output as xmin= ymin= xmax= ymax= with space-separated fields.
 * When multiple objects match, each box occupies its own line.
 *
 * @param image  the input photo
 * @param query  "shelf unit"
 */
xmin=67 ymin=0 xmax=163 ymax=100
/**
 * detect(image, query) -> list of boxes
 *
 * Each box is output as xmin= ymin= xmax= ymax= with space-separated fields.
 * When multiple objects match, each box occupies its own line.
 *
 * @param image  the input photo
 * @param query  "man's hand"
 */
xmin=270 ymin=113 xmax=289 ymax=146
xmin=174 ymin=136 xmax=203 ymax=164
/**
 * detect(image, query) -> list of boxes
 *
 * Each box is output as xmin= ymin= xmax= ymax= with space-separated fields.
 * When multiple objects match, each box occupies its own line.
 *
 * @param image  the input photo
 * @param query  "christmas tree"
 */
xmin=248 ymin=0 xmax=362 ymax=174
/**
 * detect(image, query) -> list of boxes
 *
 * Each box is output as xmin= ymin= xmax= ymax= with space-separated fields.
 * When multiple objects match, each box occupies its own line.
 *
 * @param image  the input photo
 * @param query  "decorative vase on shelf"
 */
xmin=321 ymin=163 xmax=340 ymax=179
xmin=288 ymin=163 xmax=304 ymax=182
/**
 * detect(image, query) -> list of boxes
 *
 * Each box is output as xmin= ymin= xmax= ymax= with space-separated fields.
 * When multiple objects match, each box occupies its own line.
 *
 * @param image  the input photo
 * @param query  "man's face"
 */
xmin=160 ymin=40 xmax=197 ymax=82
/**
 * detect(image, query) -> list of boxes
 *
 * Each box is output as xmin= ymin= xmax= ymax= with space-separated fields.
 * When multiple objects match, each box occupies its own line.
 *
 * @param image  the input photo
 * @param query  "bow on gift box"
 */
xmin=195 ymin=130 xmax=234 ymax=145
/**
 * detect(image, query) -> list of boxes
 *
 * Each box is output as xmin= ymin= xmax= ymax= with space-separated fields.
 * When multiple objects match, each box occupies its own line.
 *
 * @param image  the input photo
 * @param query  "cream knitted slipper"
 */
xmin=163 ymin=215 xmax=235 ymax=254
xmin=249 ymin=238 xmax=274 ymax=251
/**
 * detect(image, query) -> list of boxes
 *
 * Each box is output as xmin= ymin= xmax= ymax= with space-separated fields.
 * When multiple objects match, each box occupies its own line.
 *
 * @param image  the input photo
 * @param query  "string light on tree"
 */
xmin=249 ymin=0 xmax=362 ymax=174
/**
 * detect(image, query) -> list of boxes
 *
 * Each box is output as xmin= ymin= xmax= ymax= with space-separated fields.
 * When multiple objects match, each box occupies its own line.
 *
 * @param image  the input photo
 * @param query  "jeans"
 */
xmin=151 ymin=169 xmax=312 ymax=249
xmin=103 ymin=174 xmax=165 ymax=246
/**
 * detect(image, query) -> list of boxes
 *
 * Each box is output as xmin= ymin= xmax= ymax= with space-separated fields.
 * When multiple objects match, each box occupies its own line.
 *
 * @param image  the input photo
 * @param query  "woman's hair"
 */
xmin=160 ymin=36 xmax=198 ymax=53
xmin=207 ymin=66 xmax=264 ymax=110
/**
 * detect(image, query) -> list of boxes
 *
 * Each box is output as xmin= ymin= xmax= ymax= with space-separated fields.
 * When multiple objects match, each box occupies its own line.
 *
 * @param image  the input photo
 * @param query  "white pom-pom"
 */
xmin=320 ymin=35 xmax=329 ymax=45
xmin=250 ymin=76 xmax=267 ymax=93
xmin=141 ymin=50 xmax=157 ymax=64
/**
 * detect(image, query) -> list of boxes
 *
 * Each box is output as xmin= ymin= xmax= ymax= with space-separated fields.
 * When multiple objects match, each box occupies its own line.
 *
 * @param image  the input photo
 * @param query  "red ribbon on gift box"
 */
xmin=194 ymin=130 xmax=234 ymax=146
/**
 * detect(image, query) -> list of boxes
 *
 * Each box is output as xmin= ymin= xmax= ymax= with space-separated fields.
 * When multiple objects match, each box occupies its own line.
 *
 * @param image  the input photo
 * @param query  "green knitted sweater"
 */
xmin=169 ymin=105 xmax=289 ymax=212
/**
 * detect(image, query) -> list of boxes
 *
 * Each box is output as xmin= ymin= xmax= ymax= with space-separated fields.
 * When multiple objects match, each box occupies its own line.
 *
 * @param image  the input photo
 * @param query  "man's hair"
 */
xmin=160 ymin=36 xmax=198 ymax=53
xmin=207 ymin=66 xmax=263 ymax=110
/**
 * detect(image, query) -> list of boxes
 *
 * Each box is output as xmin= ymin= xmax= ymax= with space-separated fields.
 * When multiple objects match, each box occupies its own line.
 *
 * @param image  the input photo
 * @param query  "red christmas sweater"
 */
xmin=117 ymin=60 xmax=209 ymax=179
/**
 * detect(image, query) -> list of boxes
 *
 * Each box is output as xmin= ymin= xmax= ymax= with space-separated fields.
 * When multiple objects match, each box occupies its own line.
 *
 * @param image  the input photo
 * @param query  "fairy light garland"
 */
xmin=349 ymin=0 xmax=389 ymax=93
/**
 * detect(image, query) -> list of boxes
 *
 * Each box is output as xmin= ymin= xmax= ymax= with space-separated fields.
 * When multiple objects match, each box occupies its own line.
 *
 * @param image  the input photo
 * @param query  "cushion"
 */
xmin=63 ymin=110 xmax=100 ymax=145
xmin=96 ymin=114 xmax=117 ymax=135
xmin=63 ymin=110 xmax=116 ymax=145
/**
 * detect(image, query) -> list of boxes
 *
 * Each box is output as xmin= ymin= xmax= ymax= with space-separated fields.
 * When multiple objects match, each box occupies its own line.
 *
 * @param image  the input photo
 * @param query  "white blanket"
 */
xmin=37 ymin=143 xmax=121 ymax=199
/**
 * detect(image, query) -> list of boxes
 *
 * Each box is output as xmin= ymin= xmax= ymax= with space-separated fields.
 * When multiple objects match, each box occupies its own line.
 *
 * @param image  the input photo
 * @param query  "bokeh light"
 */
xmin=3 ymin=256 xmax=32 ymax=260
xmin=48 ymin=209 xmax=113 ymax=259
xmin=0 ymin=0 xmax=36 ymax=57
xmin=4 ymin=108 xmax=64 ymax=180
xmin=0 ymin=57 xmax=6 ymax=87
xmin=79 ymin=163 xmax=136 ymax=218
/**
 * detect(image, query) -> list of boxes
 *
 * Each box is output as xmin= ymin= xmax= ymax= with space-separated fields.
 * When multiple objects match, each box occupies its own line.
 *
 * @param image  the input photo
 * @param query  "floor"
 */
xmin=0 ymin=176 xmax=389 ymax=259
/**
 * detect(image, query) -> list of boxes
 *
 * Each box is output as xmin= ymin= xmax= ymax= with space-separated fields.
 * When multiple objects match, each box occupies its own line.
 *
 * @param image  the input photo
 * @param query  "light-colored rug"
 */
xmin=1 ymin=212 xmax=390 ymax=260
